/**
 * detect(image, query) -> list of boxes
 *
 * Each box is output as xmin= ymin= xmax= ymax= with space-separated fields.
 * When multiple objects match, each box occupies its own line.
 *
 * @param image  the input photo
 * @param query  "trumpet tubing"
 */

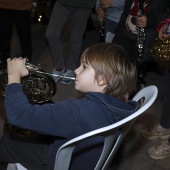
xmin=25 ymin=62 xmax=76 ymax=80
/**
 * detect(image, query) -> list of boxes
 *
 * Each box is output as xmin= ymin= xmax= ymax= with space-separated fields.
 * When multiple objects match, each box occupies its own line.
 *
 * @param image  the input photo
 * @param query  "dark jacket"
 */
xmin=5 ymin=83 xmax=138 ymax=170
xmin=156 ymin=0 xmax=170 ymax=23
xmin=114 ymin=0 xmax=167 ymax=39
xmin=57 ymin=0 xmax=96 ymax=8
xmin=113 ymin=0 xmax=168 ymax=63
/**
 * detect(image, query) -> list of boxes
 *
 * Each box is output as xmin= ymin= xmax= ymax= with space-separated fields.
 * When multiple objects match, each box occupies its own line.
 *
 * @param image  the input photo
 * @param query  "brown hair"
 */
xmin=81 ymin=43 xmax=137 ymax=101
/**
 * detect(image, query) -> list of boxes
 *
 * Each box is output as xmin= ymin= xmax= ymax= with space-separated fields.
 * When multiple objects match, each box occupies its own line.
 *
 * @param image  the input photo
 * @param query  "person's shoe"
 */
xmin=52 ymin=68 xmax=65 ymax=83
xmin=148 ymin=140 xmax=170 ymax=160
xmin=60 ymin=69 xmax=75 ymax=85
xmin=141 ymin=123 xmax=170 ymax=140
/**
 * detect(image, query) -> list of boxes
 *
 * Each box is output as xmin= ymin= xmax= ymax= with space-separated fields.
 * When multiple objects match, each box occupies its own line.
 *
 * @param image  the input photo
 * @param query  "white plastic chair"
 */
xmin=7 ymin=85 xmax=158 ymax=170
xmin=7 ymin=163 xmax=27 ymax=170
xmin=54 ymin=85 xmax=158 ymax=170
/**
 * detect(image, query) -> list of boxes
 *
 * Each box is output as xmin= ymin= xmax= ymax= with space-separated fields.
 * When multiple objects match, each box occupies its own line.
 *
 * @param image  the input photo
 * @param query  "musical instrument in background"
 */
xmin=151 ymin=22 xmax=170 ymax=69
xmin=98 ymin=4 xmax=107 ymax=42
xmin=32 ymin=0 xmax=56 ymax=25
xmin=151 ymin=37 xmax=170 ymax=62
xmin=99 ymin=17 xmax=105 ymax=42
xmin=136 ymin=0 xmax=145 ymax=65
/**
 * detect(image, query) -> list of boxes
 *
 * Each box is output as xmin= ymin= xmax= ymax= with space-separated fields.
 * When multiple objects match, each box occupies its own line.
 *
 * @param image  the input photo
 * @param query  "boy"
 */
xmin=0 ymin=43 xmax=138 ymax=170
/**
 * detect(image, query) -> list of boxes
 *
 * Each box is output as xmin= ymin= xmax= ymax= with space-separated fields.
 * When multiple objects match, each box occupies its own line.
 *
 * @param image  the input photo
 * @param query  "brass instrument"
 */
xmin=25 ymin=62 xmax=76 ymax=80
xmin=0 ymin=61 xmax=75 ymax=139
xmin=0 ymin=62 xmax=76 ymax=103
xmin=151 ymin=37 xmax=170 ymax=62
xmin=0 ymin=62 xmax=57 ymax=103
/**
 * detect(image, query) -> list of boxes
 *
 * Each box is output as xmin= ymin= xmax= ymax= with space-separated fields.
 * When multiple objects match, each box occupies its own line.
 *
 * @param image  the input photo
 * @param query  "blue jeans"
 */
xmin=46 ymin=1 xmax=92 ymax=70
xmin=104 ymin=18 xmax=117 ymax=42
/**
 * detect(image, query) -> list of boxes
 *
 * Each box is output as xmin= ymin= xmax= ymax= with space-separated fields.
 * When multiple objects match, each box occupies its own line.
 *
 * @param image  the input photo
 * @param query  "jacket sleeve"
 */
xmin=5 ymin=83 xmax=80 ymax=137
xmin=156 ymin=18 xmax=170 ymax=32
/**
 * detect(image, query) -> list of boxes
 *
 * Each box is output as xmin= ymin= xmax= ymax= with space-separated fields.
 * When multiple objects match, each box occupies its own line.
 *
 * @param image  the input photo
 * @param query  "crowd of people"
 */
xmin=0 ymin=0 xmax=170 ymax=169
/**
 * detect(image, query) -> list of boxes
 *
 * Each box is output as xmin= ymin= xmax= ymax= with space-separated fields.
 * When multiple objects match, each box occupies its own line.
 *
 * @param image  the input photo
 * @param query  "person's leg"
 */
xmin=46 ymin=1 xmax=69 ymax=70
xmin=0 ymin=9 xmax=13 ymax=62
xmin=13 ymin=9 xmax=32 ymax=60
xmin=104 ymin=18 xmax=117 ymax=42
xmin=141 ymin=70 xmax=170 ymax=140
xmin=0 ymin=134 xmax=48 ymax=170
xmin=59 ymin=7 xmax=92 ymax=84
xmin=66 ymin=7 xmax=92 ymax=71
xmin=160 ymin=70 xmax=170 ymax=128
xmin=142 ymin=70 xmax=170 ymax=160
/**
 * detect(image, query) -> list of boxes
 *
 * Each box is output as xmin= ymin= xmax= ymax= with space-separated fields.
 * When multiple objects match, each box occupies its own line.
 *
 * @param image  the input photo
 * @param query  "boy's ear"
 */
xmin=98 ymin=75 xmax=107 ymax=86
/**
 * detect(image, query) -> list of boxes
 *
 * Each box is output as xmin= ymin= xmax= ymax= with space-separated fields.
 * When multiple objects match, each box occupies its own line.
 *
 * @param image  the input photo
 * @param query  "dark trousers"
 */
xmin=160 ymin=70 xmax=170 ymax=129
xmin=0 ymin=8 xmax=32 ymax=62
xmin=0 ymin=134 xmax=48 ymax=170
xmin=113 ymin=34 xmax=138 ymax=63
xmin=46 ymin=1 xmax=92 ymax=71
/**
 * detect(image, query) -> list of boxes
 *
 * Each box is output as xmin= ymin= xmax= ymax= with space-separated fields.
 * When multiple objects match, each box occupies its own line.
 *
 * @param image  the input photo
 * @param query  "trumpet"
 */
xmin=0 ymin=62 xmax=76 ymax=104
xmin=25 ymin=62 xmax=76 ymax=81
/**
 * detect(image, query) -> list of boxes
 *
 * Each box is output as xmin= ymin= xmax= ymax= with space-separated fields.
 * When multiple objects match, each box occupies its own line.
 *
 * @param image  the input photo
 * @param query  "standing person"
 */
xmin=46 ymin=0 xmax=96 ymax=85
xmin=112 ymin=0 xmax=167 ymax=83
xmin=0 ymin=43 xmax=138 ymax=170
xmin=0 ymin=0 xmax=32 ymax=63
xmin=96 ymin=0 xmax=125 ymax=42
xmin=141 ymin=6 xmax=170 ymax=159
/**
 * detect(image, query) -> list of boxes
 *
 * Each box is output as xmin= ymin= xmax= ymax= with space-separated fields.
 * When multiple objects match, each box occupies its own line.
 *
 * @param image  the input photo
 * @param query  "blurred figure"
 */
xmin=46 ymin=0 xmax=96 ymax=85
xmin=96 ymin=0 xmax=125 ymax=42
xmin=112 ymin=0 xmax=167 ymax=85
xmin=141 ymin=18 xmax=170 ymax=160
xmin=0 ymin=0 xmax=32 ymax=63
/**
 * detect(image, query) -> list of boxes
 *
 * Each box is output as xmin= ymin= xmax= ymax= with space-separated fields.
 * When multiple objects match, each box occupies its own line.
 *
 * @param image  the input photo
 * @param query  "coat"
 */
xmin=5 ymin=83 xmax=138 ymax=169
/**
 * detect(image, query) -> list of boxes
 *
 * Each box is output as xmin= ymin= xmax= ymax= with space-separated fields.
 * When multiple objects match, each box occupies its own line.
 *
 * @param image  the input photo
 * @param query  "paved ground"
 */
xmin=0 ymin=13 xmax=170 ymax=170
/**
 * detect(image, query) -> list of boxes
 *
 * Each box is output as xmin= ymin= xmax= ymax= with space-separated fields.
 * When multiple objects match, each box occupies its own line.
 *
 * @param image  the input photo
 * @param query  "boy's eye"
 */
xmin=81 ymin=63 xmax=87 ymax=69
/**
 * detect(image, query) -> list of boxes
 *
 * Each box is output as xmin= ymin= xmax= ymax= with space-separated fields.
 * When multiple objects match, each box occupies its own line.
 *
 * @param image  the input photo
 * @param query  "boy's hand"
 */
xmin=7 ymin=57 xmax=29 ymax=84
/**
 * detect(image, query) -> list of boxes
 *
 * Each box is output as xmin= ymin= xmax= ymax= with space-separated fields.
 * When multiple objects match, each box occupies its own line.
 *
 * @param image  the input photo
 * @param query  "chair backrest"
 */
xmin=7 ymin=163 xmax=27 ymax=170
xmin=54 ymin=85 xmax=158 ymax=170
